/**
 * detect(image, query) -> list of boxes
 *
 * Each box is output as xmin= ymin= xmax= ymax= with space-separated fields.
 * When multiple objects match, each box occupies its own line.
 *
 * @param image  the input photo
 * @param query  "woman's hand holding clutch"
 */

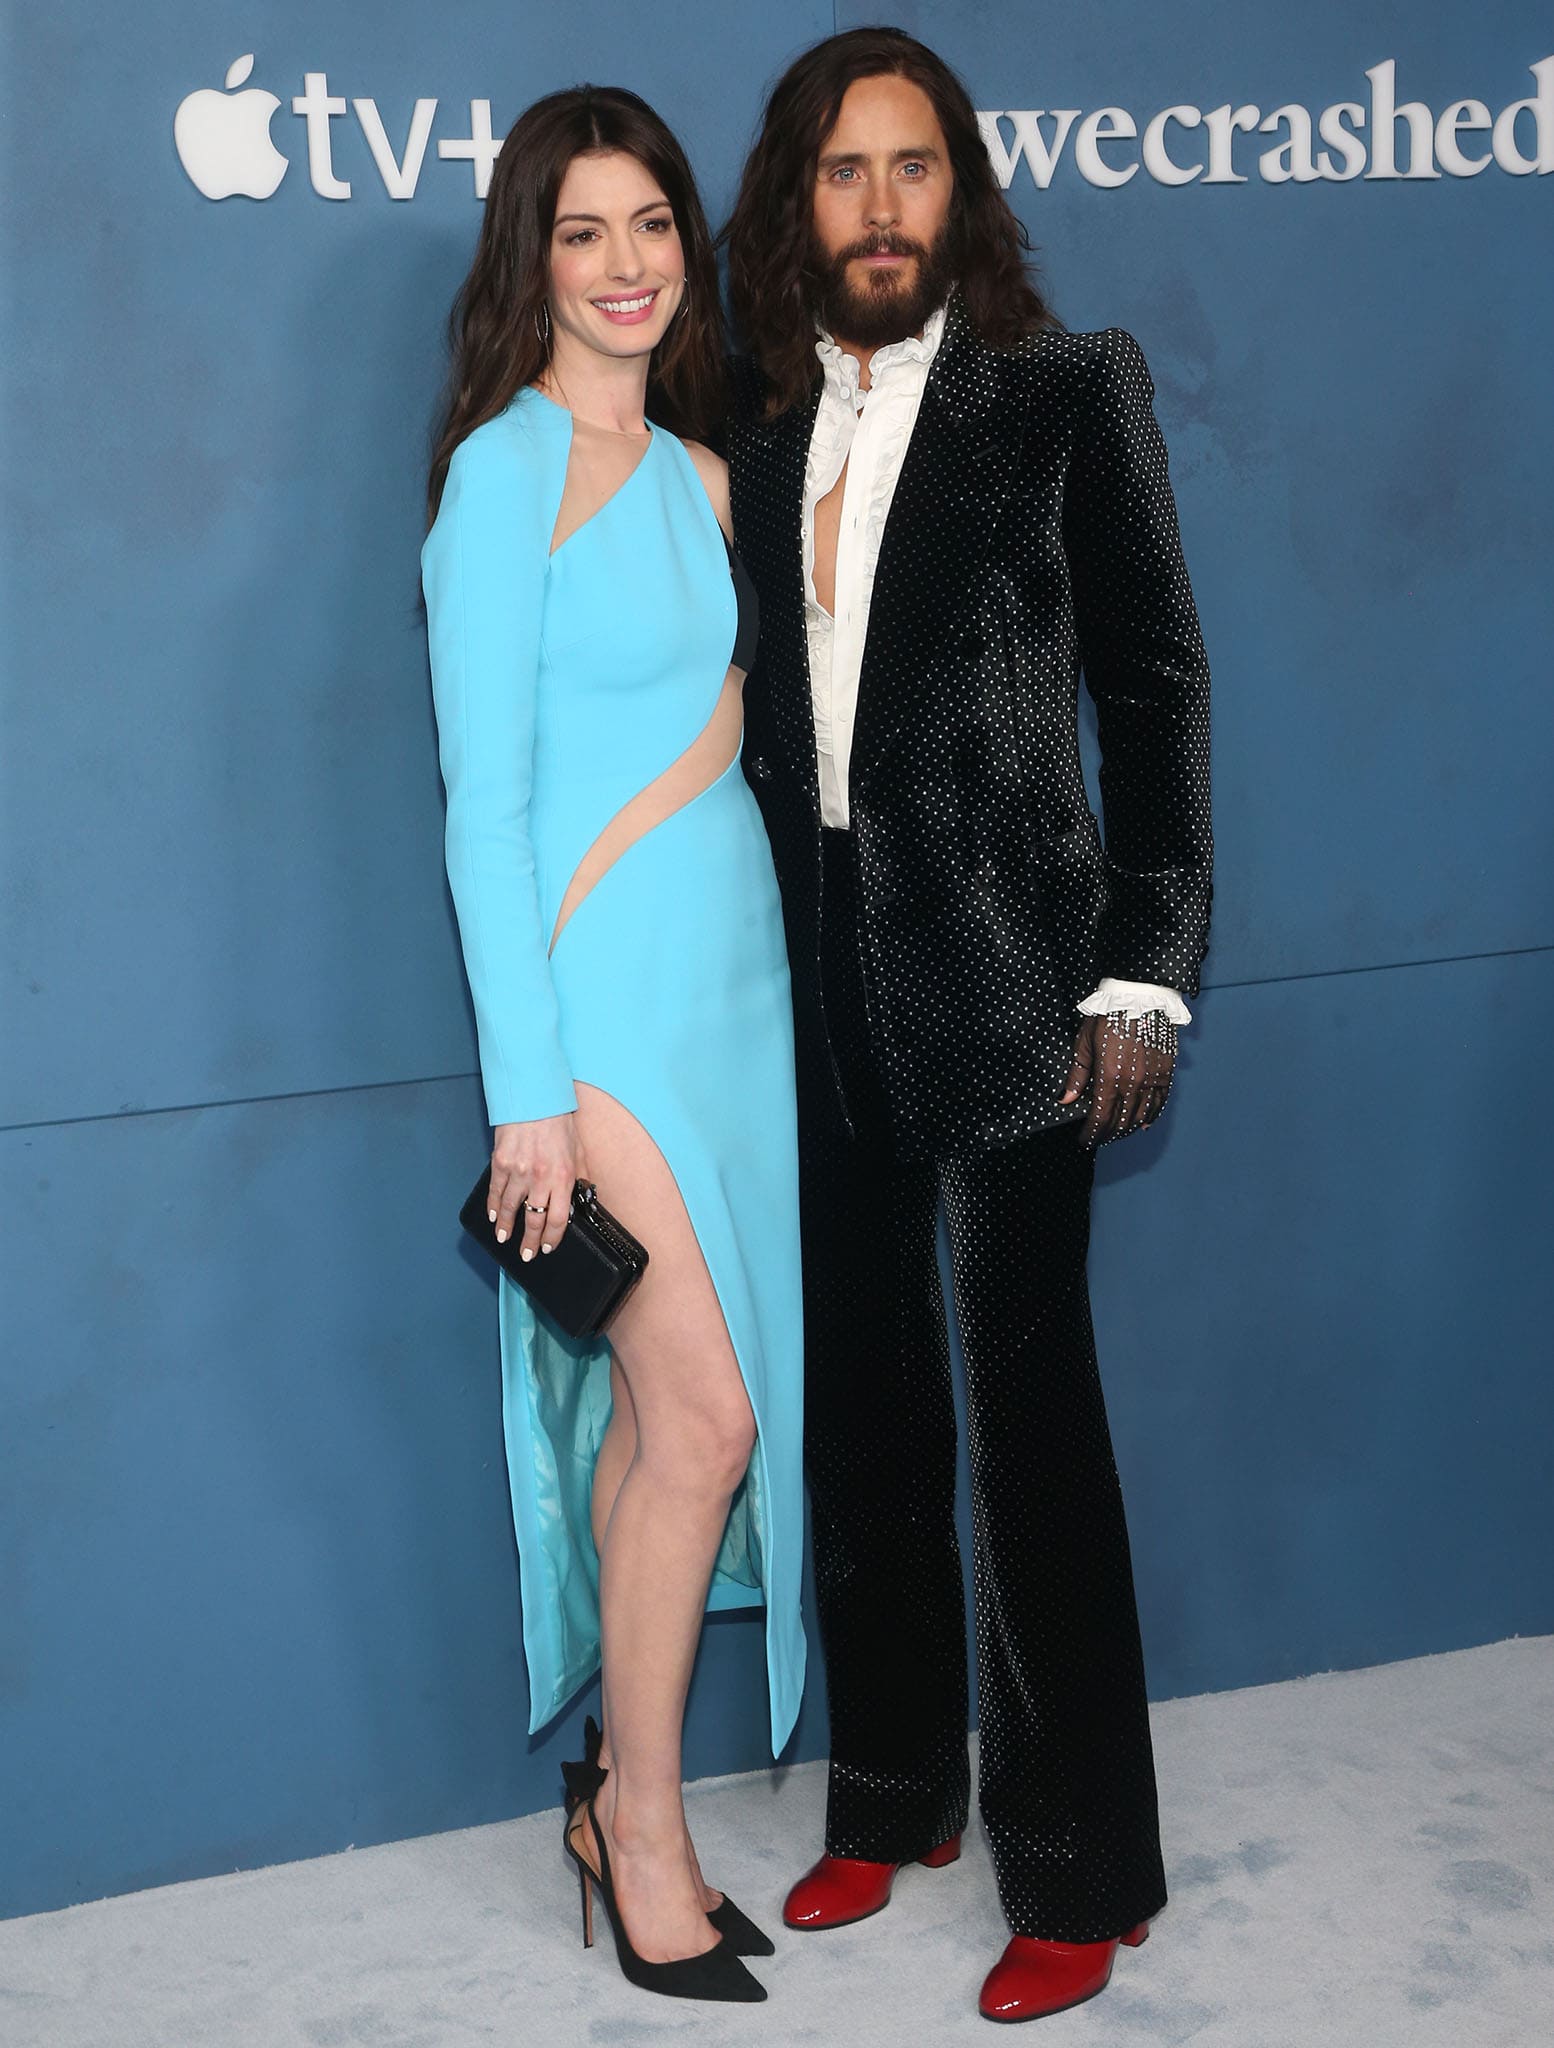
xmin=489 ymin=1114 xmax=593 ymax=1262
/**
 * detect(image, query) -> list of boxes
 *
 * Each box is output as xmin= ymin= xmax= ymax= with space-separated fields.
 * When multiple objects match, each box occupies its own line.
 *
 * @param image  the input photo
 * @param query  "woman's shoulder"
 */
xmin=433 ymin=389 xmax=572 ymax=535
xmin=452 ymin=386 xmax=570 ymax=477
xmin=668 ymin=434 xmax=731 ymax=532
xmin=674 ymin=435 xmax=728 ymax=488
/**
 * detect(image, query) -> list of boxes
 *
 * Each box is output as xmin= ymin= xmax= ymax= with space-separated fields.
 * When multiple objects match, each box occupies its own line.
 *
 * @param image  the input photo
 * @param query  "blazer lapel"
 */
xmin=850 ymin=296 xmax=1025 ymax=798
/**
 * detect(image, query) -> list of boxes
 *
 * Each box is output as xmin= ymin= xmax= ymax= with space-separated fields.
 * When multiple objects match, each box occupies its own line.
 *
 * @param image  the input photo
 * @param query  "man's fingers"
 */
xmin=1061 ymin=1022 xmax=1096 ymax=1104
xmin=1108 ymin=1078 xmax=1137 ymax=1141
xmin=1134 ymin=1067 xmax=1163 ymax=1129
xmin=1061 ymin=1054 xmax=1091 ymax=1103
xmin=1125 ymin=1073 xmax=1152 ymax=1135
xmin=1124 ymin=1044 xmax=1176 ymax=1134
xmin=1081 ymin=1051 xmax=1115 ymax=1146
xmin=1100 ymin=1025 xmax=1133 ymax=1143
xmin=1099 ymin=1024 xmax=1150 ymax=1144
xmin=1144 ymin=1048 xmax=1176 ymax=1128
xmin=1145 ymin=1051 xmax=1174 ymax=1125
xmin=1126 ymin=1052 xmax=1158 ymax=1132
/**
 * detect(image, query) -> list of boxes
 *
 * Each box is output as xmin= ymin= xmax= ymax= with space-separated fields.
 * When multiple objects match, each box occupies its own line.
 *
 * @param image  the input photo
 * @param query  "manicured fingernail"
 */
xmin=487 ymin=1209 xmax=496 ymax=1223
xmin=495 ymin=1228 xmax=508 ymax=1243
xmin=541 ymin=1242 xmax=553 ymax=1254
xmin=520 ymin=1247 xmax=534 ymax=1262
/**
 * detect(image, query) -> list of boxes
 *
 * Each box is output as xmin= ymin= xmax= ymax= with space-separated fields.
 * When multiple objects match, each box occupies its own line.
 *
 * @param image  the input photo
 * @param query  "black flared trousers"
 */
xmin=795 ymin=828 xmax=1168 ymax=1943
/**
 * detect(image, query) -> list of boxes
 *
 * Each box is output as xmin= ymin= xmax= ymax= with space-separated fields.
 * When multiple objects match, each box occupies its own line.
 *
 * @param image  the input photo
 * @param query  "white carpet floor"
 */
xmin=3 ymin=1637 xmax=1552 ymax=2048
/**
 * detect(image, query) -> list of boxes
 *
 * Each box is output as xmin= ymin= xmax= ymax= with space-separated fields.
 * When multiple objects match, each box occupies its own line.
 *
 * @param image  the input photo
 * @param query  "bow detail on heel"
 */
xmin=562 ymin=1715 xmax=608 ymax=1815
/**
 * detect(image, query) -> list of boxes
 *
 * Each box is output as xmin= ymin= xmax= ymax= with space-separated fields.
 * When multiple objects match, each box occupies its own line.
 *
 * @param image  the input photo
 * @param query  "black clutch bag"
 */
xmin=459 ymin=1169 xmax=649 ymax=1339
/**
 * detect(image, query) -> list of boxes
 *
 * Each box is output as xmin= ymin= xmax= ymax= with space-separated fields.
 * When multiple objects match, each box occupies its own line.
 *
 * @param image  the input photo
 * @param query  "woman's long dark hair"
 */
xmin=722 ymin=27 xmax=1060 ymax=416
xmin=427 ymin=86 xmax=725 ymax=522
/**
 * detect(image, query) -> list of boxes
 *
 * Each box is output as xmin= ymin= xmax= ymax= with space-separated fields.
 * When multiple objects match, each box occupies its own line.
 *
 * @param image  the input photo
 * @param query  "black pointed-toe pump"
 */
xmin=707 ymin=1893 xmax=777 ymax=1958
xmin=564 ymin=1717 xmax=775 ymax=1957
xmin=561 ymin=1718 xmax=767 ymax=2002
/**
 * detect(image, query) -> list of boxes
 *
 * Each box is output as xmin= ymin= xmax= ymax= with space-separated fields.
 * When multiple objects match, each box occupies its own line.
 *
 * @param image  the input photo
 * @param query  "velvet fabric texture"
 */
xmin=729 ymin=295 xmax=1213 ymax=1162
xmin=727 ymin=296 xmax=1209 ymax=1933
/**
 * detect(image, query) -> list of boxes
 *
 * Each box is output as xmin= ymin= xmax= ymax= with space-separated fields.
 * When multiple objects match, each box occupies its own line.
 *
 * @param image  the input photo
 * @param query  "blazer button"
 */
xmin=748 ymin=755 xmax=773 ymax=782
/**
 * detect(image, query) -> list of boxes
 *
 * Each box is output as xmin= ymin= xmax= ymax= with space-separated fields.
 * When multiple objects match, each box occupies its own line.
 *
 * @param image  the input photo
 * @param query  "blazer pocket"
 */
xmin=1026 ymin=816 xmax=1103 ymax=872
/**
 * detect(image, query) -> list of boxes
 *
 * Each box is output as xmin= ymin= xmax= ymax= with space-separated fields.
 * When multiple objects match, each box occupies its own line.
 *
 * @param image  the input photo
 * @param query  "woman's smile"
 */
xmin=591 ymin=287 xmax=663 ymax=324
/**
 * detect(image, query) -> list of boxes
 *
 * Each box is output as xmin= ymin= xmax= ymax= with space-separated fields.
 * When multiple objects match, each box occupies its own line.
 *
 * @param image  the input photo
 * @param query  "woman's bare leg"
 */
xmin=590 ymin=1365 xmax=724 ymax=1912
xmin=590 ymin=1358 xmax=636 ymax=1559
xmin=567 ymin=1081 xmax=754 ymax=1961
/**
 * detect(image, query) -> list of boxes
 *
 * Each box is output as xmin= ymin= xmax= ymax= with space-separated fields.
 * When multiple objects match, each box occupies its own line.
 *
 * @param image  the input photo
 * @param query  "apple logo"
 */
xmin=174 ymin=54 xmax=288 ymax=200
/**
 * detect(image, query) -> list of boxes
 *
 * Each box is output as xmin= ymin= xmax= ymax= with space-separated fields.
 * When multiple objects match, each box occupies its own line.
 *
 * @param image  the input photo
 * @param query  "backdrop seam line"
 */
xmin=1 ymin=1070 xmax=481 ymax=1136
xmin=1201 ymin=941 xmax=1552 ymax=995
xmin=7 ymin=942 xmax=1551 ymax=1138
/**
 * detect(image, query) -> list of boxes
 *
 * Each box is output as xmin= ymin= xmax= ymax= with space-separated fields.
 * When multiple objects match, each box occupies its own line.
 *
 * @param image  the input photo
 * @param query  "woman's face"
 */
xmin=546 ymin=149 xmax=686 ymax=365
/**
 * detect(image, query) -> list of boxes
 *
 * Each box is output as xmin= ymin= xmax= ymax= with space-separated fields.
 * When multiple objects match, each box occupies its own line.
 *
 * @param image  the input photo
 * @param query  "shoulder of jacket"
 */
xmin=1009 ymin=324 xmax=1151 ymax=410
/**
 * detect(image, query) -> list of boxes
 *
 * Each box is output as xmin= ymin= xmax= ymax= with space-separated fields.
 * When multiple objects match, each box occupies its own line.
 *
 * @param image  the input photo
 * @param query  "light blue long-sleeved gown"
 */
xmin=422 ymin=385 xmax=805 ymax=1754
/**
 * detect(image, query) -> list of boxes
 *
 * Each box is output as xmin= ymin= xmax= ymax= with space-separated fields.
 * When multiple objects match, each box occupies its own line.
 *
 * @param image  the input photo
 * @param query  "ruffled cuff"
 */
xmin=1076 ymin=978 xmax=1192 ymax=1027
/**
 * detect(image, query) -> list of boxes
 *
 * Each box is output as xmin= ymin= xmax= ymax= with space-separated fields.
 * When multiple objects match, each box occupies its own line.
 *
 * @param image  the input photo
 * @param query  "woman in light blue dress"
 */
xmin=421 ymin=88 xmax=803 ymax=2002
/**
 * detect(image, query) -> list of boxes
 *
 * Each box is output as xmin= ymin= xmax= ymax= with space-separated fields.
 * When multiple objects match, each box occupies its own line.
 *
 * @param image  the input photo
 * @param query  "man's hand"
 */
xmin=1061 ymin=1012 xmax=1177 ymax=1150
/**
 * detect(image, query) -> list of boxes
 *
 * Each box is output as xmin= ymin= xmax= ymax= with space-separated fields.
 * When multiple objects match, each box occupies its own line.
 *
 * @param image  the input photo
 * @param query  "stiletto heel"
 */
xmin=560 ymin=1721 xmax=766 ymax=2002
xmin=577 ymin=1855 xmax=594 ymax=1947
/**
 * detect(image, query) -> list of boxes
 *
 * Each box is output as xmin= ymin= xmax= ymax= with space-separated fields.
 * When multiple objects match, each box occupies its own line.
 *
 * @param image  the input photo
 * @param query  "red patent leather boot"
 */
xmin=978 ymin=1920 xmax=1150 ymax=2023
xmin=782 ymin=1833 xmax=962 ymax=1930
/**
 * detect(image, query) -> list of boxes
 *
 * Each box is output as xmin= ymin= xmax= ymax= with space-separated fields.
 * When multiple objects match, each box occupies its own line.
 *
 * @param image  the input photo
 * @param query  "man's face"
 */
xmin=810 ymin=72 xmax=956 ymax=349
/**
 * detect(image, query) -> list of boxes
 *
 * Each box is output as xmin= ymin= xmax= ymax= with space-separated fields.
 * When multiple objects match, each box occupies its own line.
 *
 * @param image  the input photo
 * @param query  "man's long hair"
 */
xmin=426 ymin=86 xmax=726 ymax=522
xmin=721 ymin=27 xmax=1060 ymax=416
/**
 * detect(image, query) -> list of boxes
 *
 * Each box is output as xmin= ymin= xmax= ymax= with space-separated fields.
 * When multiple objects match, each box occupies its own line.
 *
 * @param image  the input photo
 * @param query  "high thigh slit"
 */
xmin=422 ymin=384 xmax=805 ymax=1754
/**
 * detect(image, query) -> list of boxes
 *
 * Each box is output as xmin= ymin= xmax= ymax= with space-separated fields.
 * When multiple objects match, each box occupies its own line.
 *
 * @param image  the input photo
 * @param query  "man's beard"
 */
xmin=811 ymin=220 xmax=957 ymax=349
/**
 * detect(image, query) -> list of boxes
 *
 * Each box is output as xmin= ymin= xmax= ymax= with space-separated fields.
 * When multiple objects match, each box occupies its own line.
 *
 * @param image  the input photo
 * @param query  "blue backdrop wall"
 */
xmin=2 ymin=0 xmax=1551 ymax=1918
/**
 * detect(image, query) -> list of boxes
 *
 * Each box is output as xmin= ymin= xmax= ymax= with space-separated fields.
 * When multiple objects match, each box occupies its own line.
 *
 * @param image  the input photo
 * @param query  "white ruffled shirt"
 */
xmin=801 ymin=305 xmax=1190 ymax=1027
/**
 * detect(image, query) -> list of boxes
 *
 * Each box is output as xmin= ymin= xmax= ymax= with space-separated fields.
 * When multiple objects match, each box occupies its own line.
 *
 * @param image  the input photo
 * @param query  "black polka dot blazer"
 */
xmin=727 ymin=292 xmax=1213 ymax=1160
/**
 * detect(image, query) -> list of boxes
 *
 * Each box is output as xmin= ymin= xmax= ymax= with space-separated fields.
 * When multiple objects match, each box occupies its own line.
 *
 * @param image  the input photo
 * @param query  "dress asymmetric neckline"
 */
xmin=532 ymin=386 xmax=659 ymax=563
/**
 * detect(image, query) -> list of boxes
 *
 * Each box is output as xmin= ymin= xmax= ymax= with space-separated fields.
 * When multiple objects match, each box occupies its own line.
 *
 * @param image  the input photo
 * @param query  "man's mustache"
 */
xmin=837 ymin=232 xmax=927 ymax=264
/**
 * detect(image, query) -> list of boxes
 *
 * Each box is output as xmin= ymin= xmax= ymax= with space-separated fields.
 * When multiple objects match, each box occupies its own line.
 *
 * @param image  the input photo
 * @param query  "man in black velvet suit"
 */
xmin=723 ymin=28 xmax=1212 ymax=2024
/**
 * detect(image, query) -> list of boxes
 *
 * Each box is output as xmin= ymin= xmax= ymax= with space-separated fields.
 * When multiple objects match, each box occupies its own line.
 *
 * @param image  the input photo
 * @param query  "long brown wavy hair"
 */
xmin=722 ymin=27 xmax=1061 ymax=416
xmin=426 ymin=86 xmax=726 ymax=522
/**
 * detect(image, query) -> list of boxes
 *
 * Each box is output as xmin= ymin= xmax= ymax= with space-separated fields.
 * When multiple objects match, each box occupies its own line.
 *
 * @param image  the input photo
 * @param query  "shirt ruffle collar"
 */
xmin=814 ymin=298 xmax=949 ymax=406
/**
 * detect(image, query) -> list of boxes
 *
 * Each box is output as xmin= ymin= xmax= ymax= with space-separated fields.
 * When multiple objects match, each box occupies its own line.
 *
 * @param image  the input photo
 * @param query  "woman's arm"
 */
xmin=423 ymin=423 xmax=582 ymax=1252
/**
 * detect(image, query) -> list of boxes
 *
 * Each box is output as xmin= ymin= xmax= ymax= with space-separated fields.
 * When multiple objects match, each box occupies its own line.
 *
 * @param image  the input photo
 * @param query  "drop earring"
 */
xmin=535 ymin=302 xmax=552 ymax=347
